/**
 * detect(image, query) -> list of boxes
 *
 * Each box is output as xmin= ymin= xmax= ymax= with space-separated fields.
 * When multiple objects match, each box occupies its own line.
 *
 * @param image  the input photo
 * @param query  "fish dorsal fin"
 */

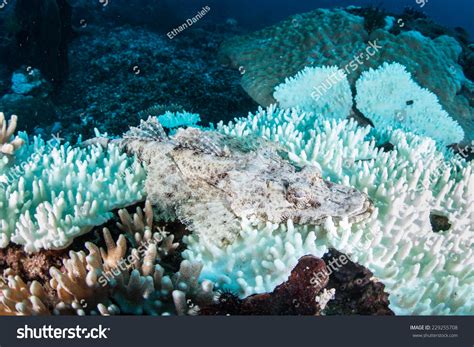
xmin=123 ymin=116 xmax=168 ymax=142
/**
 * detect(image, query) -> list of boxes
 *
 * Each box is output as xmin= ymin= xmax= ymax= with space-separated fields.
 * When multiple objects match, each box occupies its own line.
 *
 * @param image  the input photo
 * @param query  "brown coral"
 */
xmin=0 ymin=113 xmax=24 ymax=155
xmin=0 ymin=274 xmax=50 ymax=315
xmin=0 ymin=202 xmax=214 ymax=316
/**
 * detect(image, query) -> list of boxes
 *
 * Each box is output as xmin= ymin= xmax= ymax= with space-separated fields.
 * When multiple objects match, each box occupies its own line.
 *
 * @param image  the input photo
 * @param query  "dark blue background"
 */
xmin=166 ymin=0 xmax=474 ymax=39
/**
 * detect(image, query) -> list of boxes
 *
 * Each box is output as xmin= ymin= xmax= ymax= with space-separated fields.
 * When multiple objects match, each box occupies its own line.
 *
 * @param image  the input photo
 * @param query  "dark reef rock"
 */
xmin=0 ymin=93 xmax=58 ymax=132
xmin=201 ymin=255 xmax=329 ymax=315
xmin=52 ymin=23 xmax=257 ymax=140
xmin=346 ymin=6 xmax=388 ymax=34
xmin=201 ymin=251 xmax=393 ymax=316
xmin=429 ymin=213 xmax=452 ymax=233
xmin=323 ymin=249 xmax=394 ymax=316
xmin=0 ymin=245 xmax=66 ymax=283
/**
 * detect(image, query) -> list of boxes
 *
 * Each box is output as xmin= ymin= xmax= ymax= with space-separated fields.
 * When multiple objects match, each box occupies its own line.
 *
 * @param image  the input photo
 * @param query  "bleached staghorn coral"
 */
xmin=273 ymin=66 xmax=352 ymax=119
xmin=183 ymin=219 xmax=323 ymax=297
xmin=185 ymin=106 xmax=474 ymax=315
xmin=0 ymin=137 xmax=146 ymax=252
xmin=0 ymin=113 xmax=24 ymax=156
xmin=121 ymin=118 xmax=372 ymax=248
xmin=355 ymin=62 xmax=464 ymax=145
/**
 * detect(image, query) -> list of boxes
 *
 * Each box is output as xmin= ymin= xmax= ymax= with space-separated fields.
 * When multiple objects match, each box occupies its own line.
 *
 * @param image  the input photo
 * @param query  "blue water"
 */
xmin=167 ymin=0 xmax=474 ymax=39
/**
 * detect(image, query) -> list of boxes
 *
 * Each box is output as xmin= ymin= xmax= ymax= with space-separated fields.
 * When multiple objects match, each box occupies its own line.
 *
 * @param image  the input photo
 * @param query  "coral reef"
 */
xmin=201 ymin=255 xmax=330 ymax=315
xmin=0 ymin=275 xmax=51 ymax=316
xmin=208 ymin=105 xmax=473 ymax=315
xmin=0 ymin=119 xmax=146 ymax=252
xmin=273 ymin=66 xmax=352 ymax=119
xmin=0 ymin=113 xmax=24 ymax=156
xmin=0 ymin=68 xmax=57 ymax=133
xmin=219 ymin=8 xmax=474 ymax=143
xmin=355 ymin=62 xmax=464 ymax=145
xmin=0 ymin=4 xmax=472 ymax=318
xmin=157 ymin=111 xmax=201 ymax=131
xmin=201 ymin=252 xmax=393 ymax=315
xmin=51 ymin=24 xmax=256 ymax=139
xmin=0 ymin=203 xmax=215 ymax=316
xmin=0 ymin=246 xmax=65 ymax=283
xmin=271 ymin=62 xmax=464 ymax=145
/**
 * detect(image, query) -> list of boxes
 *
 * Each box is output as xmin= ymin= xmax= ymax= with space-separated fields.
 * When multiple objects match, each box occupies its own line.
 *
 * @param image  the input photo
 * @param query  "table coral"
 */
xmin=271 ymin=62 xmax=464 ymax=146
xmin=219 ymin=8 xmax=474 ymax=143
xmin=355 ymin=62 xmax=464 ymax=145
xmin=273 ymin=66 xmax=352 ymax=119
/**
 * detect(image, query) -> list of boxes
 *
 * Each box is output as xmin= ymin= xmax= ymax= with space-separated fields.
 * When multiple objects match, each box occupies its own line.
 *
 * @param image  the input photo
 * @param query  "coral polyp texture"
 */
xmin=273 ymin=66 xmax=353 ymax=119
xmin=120 ymin=118 xmax=373 ymax=248
xmin=206 ymin=105 xmax=473 ymax=315
xmin=355 ymin=62 xmax=464 ymax=145
xmin=219 ymin=8 xmax=474 ymax=143
xmin=0 ymin=204 xmax=215 ymax=316
xmin=0 ymin=121 xmax=146 ymax=252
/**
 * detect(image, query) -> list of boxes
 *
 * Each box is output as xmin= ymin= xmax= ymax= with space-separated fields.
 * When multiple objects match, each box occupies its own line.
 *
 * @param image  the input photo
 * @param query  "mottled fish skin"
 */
xmin=121 ymin=118 xmax=373 ymax=246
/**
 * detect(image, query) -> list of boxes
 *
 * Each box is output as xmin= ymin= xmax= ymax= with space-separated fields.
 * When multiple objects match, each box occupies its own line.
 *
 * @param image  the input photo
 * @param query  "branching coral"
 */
xmin=116 ymin=200 xmax=179 ymax=256
xmin=157 ymin=111 xmax=201 ymax=131
xmin=0 ymin=113 xmax=24 ymax=156
xmin=1 ymin=203 xmax=215 ymax=316
xmin=0 ymin=274 xmax=50 ymax=315
xmin=355 ymin=62 xmax=464 ymax=145
xmin=185 ymin=105 xmax=473 ymax=315
xmin=0 ymin=134 xmax=146 ymax=252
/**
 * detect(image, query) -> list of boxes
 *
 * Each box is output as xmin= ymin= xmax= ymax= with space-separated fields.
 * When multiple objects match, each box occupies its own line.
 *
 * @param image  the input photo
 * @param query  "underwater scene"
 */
xmin=0 ymin=0 xmax=472 ymax=317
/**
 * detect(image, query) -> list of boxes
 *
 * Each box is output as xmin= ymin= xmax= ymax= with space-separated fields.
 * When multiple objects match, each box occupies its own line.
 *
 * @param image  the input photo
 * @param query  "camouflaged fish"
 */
xmin=119 ymin=117 xmax=373 ymax=246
